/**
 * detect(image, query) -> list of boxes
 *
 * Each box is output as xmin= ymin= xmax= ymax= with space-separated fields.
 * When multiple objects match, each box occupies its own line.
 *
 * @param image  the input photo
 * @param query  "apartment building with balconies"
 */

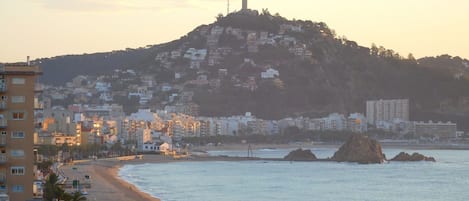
xmin=0 ymin=63 xmax=42 ymax=201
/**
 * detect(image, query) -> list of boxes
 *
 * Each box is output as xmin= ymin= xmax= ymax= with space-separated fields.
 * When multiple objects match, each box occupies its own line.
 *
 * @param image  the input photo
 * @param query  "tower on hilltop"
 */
xmin=242 ymin=0 xmax=248 ymax=10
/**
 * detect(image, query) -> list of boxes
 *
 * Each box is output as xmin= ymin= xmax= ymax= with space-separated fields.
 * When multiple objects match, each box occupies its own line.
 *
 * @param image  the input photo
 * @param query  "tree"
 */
xmin=68 ymin=191 xmax=87 ymax=201
xmin=283 ymin=126 xmax=300 ymax=136
xmin=44 ymin=173 xmax=61 ymax=201
xmin=56 ymin=187 xmax=69 ymax=201
xmin=407 ymin=53 xmax=416 ymax=62
xmin=38 ymin=144 xmax=59 ymax=157
xmin=261 ymin=8 xmax=270 ymax=16
xmin=370 ymin=43 xmax=378 ymax=56
xmin=216 ymin=13 xmax=224 ymax=22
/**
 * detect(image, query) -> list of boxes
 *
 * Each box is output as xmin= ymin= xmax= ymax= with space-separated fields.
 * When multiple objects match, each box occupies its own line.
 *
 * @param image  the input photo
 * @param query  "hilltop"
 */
xmin=33 ymin=10 xmax=469 ymax=128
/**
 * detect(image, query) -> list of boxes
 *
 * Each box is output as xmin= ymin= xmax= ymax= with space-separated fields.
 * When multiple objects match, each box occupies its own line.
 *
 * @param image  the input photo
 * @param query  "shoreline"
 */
xmin=60 ymin=157 xmax=163 ymax=201
xmin=193 ymin=142 xmax=469 ymax=151
xmin=96 ymin=161 xmax=160 ymax=201
xmin=59 ymin=142 xmax=469 ymax=201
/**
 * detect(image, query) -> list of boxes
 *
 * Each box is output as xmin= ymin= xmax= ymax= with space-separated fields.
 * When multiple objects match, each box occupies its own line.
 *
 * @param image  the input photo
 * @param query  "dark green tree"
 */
xmin=43 ymin=173 xmax=61 ymax=201
xmin=68 ymin=191 xmax=87 ymax=201
xmin=216 ymin=13 xmax=224 ymax=22
xmin=370 ymin=43 xmax=379 ymax=56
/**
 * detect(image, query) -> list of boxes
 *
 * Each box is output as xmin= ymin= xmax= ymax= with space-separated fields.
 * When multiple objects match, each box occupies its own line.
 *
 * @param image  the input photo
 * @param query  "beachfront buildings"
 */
xmin=413 ymin=121 xmax=457 ymax=140
xmin=0 ymin=63 xmax=42 ymax=201
xmin=366 ymin=99 xmax=409 ymax=125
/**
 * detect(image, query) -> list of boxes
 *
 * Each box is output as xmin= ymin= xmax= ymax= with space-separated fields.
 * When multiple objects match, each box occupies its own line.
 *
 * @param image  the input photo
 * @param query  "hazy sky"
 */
xmin=1 ymin=0 xmax=468 ymax=62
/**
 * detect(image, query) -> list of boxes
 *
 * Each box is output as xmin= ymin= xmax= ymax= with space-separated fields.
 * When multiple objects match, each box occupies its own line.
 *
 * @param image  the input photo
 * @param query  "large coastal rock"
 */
xmin=332 ymin=135 xmax=385 ymax=164
xmin=284 ymin=149 xmax=317 ymax=161
xmin=390 ymin=152 xmax=436 ymax=162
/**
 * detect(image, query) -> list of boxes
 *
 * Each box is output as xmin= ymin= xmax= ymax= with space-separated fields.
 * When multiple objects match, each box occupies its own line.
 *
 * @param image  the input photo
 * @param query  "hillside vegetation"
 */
xmin=32 ymin=11 xmax=469 ymax=128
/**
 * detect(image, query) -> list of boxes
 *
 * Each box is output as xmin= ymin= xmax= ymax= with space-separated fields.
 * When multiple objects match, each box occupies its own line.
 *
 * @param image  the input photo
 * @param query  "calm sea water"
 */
xmin=119 ymin=148 xmax=469 ymax=201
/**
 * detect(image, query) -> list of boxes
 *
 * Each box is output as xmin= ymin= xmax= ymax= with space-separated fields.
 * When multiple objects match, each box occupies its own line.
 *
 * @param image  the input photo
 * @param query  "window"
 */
xmin=10 ymin=150 xmax=25 ymax=158
xmin=11 ymin=96 xmax=25 ymax=103
xmin=0 ymin=131 xmax=5 ymax=135
xmin=11 ymin=166 xmax=25 ymax=176
xmin=11 ymin=112 xmax=25 ymax=120
xmin=12 ymin=185 xmax=24 ymax=192
xmin=12 ymin=131 xmax=25 ymax=138
xmin=11 ymin=78 xmax=25 ymax=85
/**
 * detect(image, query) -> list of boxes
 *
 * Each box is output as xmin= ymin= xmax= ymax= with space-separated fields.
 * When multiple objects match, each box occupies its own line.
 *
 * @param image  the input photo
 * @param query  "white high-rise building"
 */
xmin=366 ymin=99 xmax=409 ymax=125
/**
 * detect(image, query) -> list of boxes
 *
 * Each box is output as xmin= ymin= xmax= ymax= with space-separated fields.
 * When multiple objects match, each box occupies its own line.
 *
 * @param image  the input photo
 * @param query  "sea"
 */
xmin=118 ymin=147 xmax=469 ymax=201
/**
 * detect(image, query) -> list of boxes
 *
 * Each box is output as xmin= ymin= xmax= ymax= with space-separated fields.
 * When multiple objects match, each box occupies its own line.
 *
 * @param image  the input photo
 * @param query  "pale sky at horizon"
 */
xmin=1 ymin=0 xmax=468 ymax=62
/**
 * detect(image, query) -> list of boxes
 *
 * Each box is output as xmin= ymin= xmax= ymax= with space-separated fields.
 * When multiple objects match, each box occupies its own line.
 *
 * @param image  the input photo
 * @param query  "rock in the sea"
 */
xmin=284 ymin=149 xmax=317 ymax=161
xmin=390 ymin=152 xmax=436 ymax=162
xmin=332 ymin=135 xmax=385 ymax=164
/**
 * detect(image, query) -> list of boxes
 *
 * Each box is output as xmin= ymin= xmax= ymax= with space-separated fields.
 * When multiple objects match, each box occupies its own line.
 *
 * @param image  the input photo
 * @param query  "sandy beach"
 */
xmin=60 ymin=154 xmax=256 ymax=201
xmin=60 ymin=156 xmax=167 ymax=201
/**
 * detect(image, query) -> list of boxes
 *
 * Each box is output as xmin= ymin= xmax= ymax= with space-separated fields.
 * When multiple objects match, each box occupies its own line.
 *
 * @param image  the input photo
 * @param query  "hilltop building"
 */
xmin=242 ymin=0 xmax=248 ymax=10
xmin=0 ymin=63 xmax=42 ymax=201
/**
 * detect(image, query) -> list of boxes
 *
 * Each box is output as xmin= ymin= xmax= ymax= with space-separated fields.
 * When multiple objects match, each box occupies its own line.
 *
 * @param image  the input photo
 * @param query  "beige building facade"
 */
xmin=0 ymin=64 xmax=41 ymax=201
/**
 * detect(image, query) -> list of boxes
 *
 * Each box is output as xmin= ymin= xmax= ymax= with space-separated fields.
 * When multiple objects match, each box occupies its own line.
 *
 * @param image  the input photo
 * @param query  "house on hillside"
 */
xmin=261 ymin=68 xmax=279 ymax=79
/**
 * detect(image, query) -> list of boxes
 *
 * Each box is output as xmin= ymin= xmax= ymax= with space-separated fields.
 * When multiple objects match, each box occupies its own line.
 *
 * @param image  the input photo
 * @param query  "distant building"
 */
xmin=366 ymin=99 xmax=409 ymax=125
xmin=347 ymin=113 xmax=367 ymax=133
xmin=261 ymin=68 xmax=279 ymax=79
xmin=246 ymin=32 xmax=258 ymax=53
xmin=413 ymin=121 xmax=457 ymax=139
xmin=323 ymin=113 xmax=347 ymax=131
xmin=242 ymin=0 xmax=248 ymax=10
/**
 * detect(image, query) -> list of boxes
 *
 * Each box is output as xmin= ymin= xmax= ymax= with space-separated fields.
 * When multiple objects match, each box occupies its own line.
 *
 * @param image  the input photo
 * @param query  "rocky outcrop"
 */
xmin=390 ymin=152 xmax=436 ymax=162
xmin=332 ymin=135 xmax=385 ymax=164
xmin=284 ymin=149 xmax=317 ymax=161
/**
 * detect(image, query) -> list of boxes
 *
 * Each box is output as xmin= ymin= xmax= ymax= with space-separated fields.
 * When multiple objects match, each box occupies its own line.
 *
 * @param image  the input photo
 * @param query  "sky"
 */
xmin=1 ymin=0 xmax=468 ymax=62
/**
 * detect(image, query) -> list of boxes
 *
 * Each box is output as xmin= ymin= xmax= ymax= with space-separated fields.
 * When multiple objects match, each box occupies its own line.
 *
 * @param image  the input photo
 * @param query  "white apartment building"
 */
xmin=366 ymin=99 xmax=409 ymax=125
xmin=323 ymin=113 xmax=347 ymax=131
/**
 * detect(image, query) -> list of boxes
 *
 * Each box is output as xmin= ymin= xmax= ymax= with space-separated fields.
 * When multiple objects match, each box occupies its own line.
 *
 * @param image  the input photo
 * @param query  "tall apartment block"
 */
xmin=366 ymin=99 xmax=409 ymax=125
xmin=0 ymin=63 xmax=42 ymax=201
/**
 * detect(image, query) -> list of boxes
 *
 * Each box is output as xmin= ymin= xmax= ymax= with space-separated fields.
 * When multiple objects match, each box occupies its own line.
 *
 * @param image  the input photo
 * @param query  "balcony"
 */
xmin=0 ymin=173 xmax=5 ymax=183
xmin=34 ymin=83 xmax=44 ymax=93
xmin=0 ymin=185 xmax=7 ymax=194
xmin=34 ymin=102 xmax=44 ymax=110
xmin=0 ymin=135 xmax=5 ymax=147
xmin=0 ymin=155 xmax=6 ymax=164
xmin=35 ymin=121 xmax=43 ymax=129
xmin=0 ymin=120 xmax=5 ymax=129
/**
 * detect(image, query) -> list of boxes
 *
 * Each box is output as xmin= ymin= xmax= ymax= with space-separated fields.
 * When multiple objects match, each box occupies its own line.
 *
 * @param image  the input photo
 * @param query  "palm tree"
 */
xmin=69 ymin=191 xmax=87 ymax=201
xmin=44 ymin=173 xmax=61 ymax=201
xmin=56 ymin=187 xmax=69 ymax=201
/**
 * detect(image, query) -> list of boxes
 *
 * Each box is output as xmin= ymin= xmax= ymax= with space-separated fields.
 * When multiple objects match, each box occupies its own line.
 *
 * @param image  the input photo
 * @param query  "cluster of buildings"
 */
xmin=34 ymin=99 xmax=462 ymax=157
xmin=0 ymin=62 xmax=462 ymax=201
xmin=39 ymin=8 xmax=342 ymax=123
xmin=366 ymin=99 xmax=458 ymax=140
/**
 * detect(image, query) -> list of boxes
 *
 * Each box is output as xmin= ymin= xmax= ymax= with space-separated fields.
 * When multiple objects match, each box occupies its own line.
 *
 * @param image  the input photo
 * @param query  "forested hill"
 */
xmin=32 ymin=10 xmax=469 ymax=127
xmin=34 ymin=47 xmax=158 ymax=85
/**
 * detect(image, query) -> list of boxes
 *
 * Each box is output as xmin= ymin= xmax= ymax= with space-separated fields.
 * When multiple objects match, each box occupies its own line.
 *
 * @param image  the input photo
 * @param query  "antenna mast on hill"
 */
xmin=227 ymin=0 xmax=230 ymax=15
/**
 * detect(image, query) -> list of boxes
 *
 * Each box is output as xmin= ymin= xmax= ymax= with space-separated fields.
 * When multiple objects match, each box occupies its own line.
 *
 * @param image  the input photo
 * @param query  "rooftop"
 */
xmin=0 ymin=63 xmax=42 ymax=75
